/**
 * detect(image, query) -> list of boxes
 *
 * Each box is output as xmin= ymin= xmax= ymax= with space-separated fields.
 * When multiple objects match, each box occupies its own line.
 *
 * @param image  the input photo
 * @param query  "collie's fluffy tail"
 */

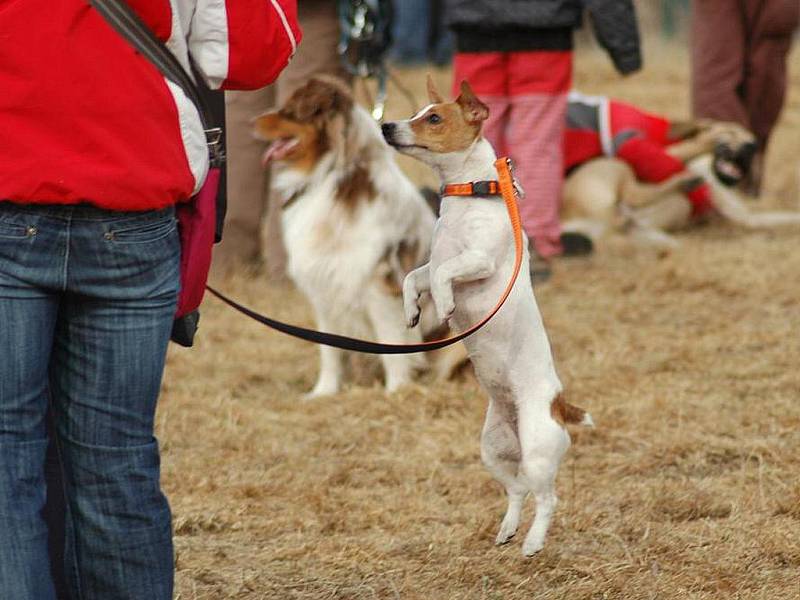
xmin=551 ymin=394 xmax=594 ymax=427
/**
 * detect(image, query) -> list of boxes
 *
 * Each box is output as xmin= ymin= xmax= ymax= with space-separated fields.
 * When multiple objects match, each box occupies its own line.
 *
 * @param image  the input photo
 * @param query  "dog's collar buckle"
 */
xmin=441 ymin=180 xmax=501 ymax=197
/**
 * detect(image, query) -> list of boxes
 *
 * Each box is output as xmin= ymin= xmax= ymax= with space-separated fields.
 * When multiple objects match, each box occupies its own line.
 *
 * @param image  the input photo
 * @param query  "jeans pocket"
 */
xmin=0 ymin=219 xmax=30 ymax=239
xmin=105 ymin=215 xmax=177 ymax=244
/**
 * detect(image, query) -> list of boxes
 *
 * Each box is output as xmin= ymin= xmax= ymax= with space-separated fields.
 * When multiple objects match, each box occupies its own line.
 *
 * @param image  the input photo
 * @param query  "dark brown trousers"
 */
xmin=691 ymin=0 xmax=799 ymax=152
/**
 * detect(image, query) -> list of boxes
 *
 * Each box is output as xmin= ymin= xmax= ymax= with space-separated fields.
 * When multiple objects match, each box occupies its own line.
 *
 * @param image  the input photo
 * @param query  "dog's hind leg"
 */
xmin=480 ymin=399 xmax=528 ymax=546
xmin=516 ymin=403 xmax=571 ymax=556
xmin=709 ymin=183 xmax=800 ymax=228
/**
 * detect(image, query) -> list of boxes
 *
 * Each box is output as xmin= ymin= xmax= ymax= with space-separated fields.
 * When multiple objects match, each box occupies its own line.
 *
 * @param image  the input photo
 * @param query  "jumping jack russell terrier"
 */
xmin=381 ymin=77 xmax=592 ymax=556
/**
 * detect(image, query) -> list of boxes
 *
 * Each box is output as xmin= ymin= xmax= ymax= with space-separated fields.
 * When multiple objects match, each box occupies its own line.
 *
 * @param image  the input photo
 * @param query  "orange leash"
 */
xmin=206 ymin=157 xmax=524 ymax=354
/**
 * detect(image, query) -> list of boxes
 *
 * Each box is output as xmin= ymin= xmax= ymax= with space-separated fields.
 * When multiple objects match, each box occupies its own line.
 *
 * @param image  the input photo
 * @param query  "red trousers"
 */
xmin=453 ymin=50 xmax=573 ymax=258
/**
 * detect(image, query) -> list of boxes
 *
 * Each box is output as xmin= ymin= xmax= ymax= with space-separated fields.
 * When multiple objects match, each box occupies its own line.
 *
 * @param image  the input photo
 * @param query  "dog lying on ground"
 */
xmin=254 ymin=76 xmax=464 ymax=397
xmin=382 ymin=77 xmax=592 ymax=556
xmin=561 ymin=92 xmax=800 ymax=250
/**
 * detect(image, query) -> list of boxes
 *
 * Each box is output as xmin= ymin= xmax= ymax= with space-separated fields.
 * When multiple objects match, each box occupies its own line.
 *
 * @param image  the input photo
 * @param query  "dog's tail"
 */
xmin=551 ymin=394 xmax=594 ymax=428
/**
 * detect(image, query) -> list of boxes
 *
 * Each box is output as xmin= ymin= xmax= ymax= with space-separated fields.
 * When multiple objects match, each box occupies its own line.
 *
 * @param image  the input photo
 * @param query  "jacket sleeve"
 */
xmin=583 ymin=0 xmax=642 ymax=75
xmin=188 ymin=0 xmax=302 ymax=90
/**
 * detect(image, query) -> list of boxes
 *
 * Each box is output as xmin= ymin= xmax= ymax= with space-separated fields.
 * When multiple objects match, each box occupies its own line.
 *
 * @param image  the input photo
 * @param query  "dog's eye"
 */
xmin=427 ymin=113 xmax=442 ymax=125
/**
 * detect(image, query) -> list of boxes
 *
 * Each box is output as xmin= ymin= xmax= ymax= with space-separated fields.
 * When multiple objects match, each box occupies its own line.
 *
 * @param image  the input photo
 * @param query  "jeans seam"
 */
xmin=62 ymin=212 xmax=71 ymax=292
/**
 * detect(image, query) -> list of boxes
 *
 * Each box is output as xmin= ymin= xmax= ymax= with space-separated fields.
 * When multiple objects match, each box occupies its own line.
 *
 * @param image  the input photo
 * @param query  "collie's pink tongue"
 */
xmin=262 ymin=138 xmax=298 ymax=166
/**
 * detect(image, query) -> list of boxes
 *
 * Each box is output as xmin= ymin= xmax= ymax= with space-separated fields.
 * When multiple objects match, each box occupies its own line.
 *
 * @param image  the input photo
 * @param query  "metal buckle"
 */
xmin=205 ymin=127 xmax=225 ymax=167
xmin=472 ymin=181 xmax=497 ymax=196
xmin=505 ymin=157 xmax=525 ymax=199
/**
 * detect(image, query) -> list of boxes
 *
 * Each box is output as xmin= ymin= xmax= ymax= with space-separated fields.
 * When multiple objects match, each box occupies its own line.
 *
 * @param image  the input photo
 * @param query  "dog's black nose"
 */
xmin=381 ymin=122 xmax=396 ymax=140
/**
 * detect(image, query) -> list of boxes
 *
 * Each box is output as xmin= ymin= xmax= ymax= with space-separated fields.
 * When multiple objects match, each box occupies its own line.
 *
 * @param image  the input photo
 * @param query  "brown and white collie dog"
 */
xmin=254 ymin=76 xmax=459 ymax=397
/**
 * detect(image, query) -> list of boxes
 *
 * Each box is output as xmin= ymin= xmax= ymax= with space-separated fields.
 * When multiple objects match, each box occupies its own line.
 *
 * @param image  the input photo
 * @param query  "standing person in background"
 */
xmin=214 ymin=0 xmax=351 ymax=280
xmin=0 ymin=1 xmax=299 ymax=598
xmin=691 ymin=0 xmax=799 ymax=195
xmin=390 ymin=0 xmax=453 ymax=66
xmin=445 ymin=0 xmax=641 ymax=279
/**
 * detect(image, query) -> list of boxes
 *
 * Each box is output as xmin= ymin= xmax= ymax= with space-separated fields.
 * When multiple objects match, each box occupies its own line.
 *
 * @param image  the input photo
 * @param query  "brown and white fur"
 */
xmin=382 ymin=77 xmax=592 ymax=556
xmin=254 ymin=76 xmax=462 ymax=397
xmin=562 ymin=119 xmax=800 ymax=251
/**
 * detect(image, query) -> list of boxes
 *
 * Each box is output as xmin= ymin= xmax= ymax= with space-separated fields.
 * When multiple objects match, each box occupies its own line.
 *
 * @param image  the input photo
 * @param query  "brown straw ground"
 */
xmin=163 ymin=44 xmax=800 ymax=599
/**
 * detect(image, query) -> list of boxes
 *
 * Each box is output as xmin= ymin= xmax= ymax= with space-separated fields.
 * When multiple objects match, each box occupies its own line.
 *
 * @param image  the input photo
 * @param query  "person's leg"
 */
xmin=49 ymin=206 xmax=180 ymax=600
xmin=389 ymin=0 xmax=431 ymax=65
xmin=690 ymin=0 xmax=748 ymax=127
xmin=429 ymin=0 xmax=454 ymax=66
xmin=212 ymin=85 xmax=275 ymax=278
xmin=0 ymin=204 xmax=64 ymax=600
xmin=507 ymin=50 xmax=572 ymax=259
xmin=43 ymin=412 xmax=70 ymax=600
xmin=452 ymin=52 xmax=510 ymax=156
xmin=742 ymin=0 xmax=799 ymax=154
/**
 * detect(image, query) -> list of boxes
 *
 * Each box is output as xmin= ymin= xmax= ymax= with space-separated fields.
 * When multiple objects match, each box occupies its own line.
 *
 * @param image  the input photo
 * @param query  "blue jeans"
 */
xmin=0 ymin=202 xmax=180 ymax=599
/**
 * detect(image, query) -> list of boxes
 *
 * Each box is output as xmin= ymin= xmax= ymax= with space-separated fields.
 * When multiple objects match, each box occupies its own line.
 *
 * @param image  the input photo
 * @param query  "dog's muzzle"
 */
xmin=713 ymin=142 xmax=757 ymax=187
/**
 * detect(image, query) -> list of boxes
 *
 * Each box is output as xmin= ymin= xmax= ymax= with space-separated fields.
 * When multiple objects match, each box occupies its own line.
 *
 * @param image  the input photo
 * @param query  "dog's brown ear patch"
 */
xmin=282 ymin=76 xmax=353 ymax=123
xmin=456 ymin=81 xmax=489 ymax=124
xmin=550 ymin=394 xmax=588 ymax=426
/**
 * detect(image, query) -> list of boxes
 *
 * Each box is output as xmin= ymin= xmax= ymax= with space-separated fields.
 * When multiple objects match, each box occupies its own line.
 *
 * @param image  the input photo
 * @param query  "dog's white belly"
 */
xmin=430 ymin=202 xmax=562 ymax=400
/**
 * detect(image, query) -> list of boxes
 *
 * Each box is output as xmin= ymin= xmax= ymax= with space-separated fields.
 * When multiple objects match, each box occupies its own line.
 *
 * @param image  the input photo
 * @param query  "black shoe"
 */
xmin=560 ymin=231 xmax=594 ymax=257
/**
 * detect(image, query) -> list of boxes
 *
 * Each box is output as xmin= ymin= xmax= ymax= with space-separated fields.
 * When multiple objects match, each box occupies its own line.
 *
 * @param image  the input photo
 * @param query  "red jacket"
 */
xmin=0 ymin=0 xmax=301 ymax=211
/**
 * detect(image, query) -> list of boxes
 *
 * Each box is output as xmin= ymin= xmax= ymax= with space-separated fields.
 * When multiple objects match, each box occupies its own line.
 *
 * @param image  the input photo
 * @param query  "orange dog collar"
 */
xmin=441 ymin=180 xmax=501 ymax=197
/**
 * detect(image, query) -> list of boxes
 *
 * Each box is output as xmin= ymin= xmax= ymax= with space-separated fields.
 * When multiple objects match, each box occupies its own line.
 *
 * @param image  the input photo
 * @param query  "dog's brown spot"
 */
xmin=336 ymin=164 xmax=375 ymax=210
xmin=550 ymin=394 xmax=588 ymax=426
xmin=375 ymin=240 xmax=420 ymax=296
xmin=281 ymin=76 xmax=354 ymax=123
xmin=253 ymin=76 xmax=354 ymax=173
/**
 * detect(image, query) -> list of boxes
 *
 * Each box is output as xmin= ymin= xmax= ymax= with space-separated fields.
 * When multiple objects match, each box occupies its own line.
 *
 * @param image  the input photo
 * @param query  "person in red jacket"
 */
xmin=0 ymin=2 xmax=300 ymax=599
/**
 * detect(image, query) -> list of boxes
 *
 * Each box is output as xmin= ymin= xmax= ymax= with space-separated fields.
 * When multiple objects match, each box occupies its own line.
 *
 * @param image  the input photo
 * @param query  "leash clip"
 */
xmin=504 ymin=157 xmax=525 ymax=199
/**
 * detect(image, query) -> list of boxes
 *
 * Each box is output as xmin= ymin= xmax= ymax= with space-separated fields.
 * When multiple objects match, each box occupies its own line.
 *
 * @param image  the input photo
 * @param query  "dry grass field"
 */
xmin=162 ymin=43 xmax=800 ymax=599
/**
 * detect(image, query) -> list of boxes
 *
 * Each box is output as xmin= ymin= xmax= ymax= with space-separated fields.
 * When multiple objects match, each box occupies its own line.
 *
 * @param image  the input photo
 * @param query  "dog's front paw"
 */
xmin=404 ymin=296 xmax=421 ymax=329
xmin=436 ymin=299 xmax=455 ymax=323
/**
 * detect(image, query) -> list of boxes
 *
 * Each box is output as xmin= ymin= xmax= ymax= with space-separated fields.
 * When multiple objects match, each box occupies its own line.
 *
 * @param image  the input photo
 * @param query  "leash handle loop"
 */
xmin=207 ymin=157 xmax=524 ymax=354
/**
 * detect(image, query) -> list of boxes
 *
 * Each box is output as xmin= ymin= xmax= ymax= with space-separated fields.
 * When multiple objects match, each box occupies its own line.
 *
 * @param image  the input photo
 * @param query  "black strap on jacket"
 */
xmin=87 ymin=0 xmax=224 ymax=168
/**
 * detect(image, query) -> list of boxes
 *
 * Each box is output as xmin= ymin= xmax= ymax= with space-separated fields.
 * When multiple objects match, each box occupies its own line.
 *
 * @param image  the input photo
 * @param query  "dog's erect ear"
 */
xmin=456 ymin=80 xmax=489 ymax=124
xmin=426 ymin=74 xmax=444 ymax=104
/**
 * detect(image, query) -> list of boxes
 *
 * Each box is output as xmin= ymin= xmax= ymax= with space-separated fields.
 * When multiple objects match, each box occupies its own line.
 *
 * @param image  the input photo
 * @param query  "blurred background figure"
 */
xmin=690 ymin=0 xmax=800 ymax=195
xmin=389 ymin=0 xmax=453 ymax=66
xmin=213 ymin=0 xmax=351 ymax=280
xmin=445 ymin=0 xmax=641 ymax=278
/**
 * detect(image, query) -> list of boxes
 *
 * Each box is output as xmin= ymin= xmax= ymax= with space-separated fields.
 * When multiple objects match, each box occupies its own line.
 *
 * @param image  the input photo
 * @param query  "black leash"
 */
xmin=206 ymin=158 xmax=525 ymax=355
